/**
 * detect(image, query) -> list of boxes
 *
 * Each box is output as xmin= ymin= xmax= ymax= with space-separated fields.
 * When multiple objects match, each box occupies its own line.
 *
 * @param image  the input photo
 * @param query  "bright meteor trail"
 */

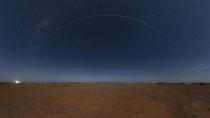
xmin=56 ymin=14 xmax=164 ymax=36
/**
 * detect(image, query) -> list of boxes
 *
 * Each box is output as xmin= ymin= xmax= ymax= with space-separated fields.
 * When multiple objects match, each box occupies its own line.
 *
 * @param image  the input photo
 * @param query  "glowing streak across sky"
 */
xmin=56 ymin=14 xmax=165 ymax=36
xmin=33 ymin=14 xmax=171 ymax=53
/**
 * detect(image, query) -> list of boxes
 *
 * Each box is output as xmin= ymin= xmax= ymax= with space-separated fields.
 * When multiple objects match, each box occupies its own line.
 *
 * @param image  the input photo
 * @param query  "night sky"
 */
xmin=0 ymin=0 xmax=210 ymax=82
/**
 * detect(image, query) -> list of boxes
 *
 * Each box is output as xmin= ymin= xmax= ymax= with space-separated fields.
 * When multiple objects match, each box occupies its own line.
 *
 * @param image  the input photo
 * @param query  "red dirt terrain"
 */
xmin=0 ymin=83 xmax=210 ymax=118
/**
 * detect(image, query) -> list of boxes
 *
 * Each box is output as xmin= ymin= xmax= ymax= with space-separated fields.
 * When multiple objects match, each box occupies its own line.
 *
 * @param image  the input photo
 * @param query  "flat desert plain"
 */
xmin=0 ymin=83 xmax=210 ymax=118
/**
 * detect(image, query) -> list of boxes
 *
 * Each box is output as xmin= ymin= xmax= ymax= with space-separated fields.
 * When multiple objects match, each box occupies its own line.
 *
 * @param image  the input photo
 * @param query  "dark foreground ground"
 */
xmin=0 ymin=83 xmax=210 ymax=118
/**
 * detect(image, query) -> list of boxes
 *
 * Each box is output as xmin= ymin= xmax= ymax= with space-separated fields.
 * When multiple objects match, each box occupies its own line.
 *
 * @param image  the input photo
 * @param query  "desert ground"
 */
xmin=0 ymin=83 xmax=210 ymax=118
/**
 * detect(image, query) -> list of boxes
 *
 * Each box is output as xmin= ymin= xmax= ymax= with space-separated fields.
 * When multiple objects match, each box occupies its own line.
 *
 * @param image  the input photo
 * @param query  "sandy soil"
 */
xmin=0 ymin=83 xmax=210 ymax=118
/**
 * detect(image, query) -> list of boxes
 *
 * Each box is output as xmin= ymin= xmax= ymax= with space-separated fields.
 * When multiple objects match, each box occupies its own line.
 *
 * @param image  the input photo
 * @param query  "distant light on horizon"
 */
xmin=14 ymin=80 xmax=21 ymax=84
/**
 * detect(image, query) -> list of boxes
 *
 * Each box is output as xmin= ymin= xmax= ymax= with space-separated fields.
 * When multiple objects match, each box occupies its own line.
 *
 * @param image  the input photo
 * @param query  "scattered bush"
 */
xmin=191 ymin=83 xmax=208 ymax=85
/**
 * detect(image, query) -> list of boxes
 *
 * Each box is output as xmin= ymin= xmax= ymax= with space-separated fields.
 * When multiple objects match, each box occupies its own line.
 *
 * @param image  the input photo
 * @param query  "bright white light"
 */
xmin=14 ymin=80 xmax=21 ymax=84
